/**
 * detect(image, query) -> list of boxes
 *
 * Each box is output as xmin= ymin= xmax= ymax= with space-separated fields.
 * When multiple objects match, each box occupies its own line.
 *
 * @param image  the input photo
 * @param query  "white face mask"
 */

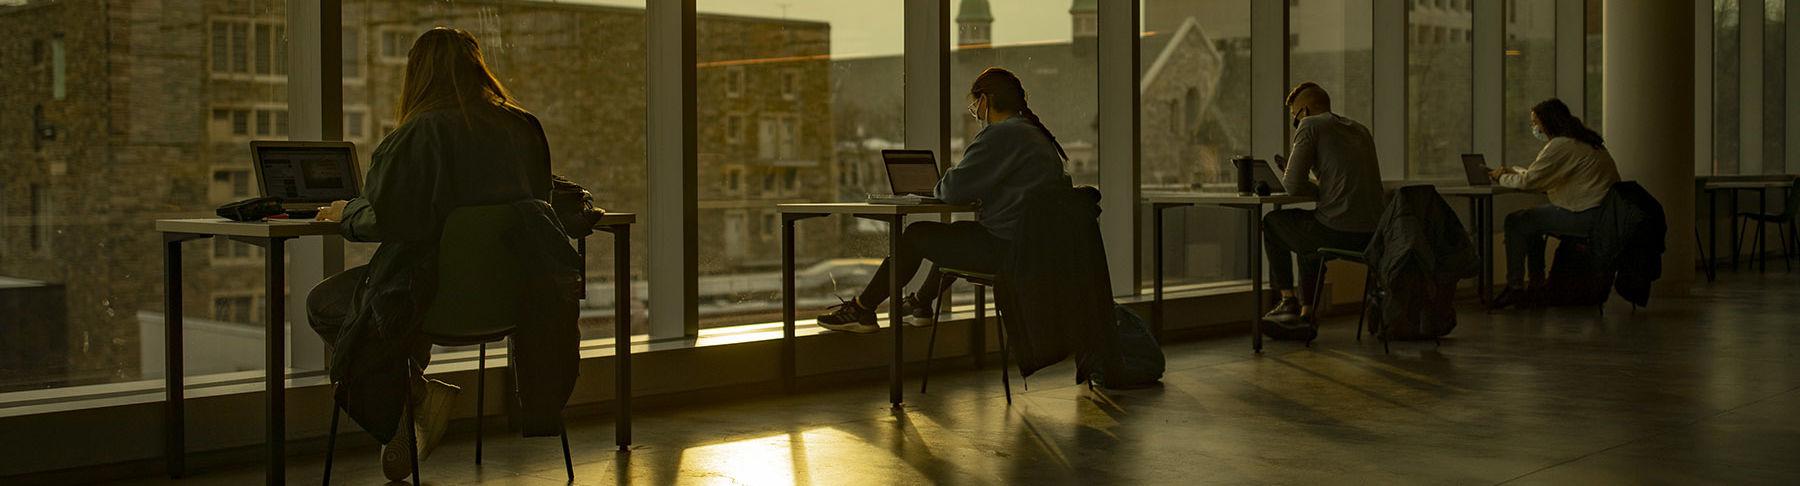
xmin=1531 ymin=124 xmax=1548 ymax=142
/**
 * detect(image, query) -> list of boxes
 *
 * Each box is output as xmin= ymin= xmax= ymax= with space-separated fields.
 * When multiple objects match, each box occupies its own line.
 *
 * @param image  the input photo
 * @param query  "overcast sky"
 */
xmin=576 ymin=0 xmax=1083 ymax=57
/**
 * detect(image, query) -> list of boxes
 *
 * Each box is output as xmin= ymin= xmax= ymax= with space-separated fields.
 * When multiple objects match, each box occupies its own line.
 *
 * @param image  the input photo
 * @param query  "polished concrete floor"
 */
xmin=112 ymin=272 xmax=1800 ymax=485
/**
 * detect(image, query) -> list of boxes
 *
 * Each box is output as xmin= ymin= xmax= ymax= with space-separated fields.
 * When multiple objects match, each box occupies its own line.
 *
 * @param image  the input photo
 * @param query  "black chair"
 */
xmin=322 ymin=205 xmax=574 ymax=485
xmin=918 ymin=267 xmax=1019 ymax=403
xmin=1734 ymin=179 xmax=1799 ymax=273
xmin=1311 ymin=247 xmax=1382 ymax=350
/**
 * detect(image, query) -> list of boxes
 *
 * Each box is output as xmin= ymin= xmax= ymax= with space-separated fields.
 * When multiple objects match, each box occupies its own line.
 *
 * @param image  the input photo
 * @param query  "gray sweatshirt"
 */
xmin=1283 ymin=112 xmax=1385 ymax=233
xmin=936 ymin=117 xmax=1074 ymax=240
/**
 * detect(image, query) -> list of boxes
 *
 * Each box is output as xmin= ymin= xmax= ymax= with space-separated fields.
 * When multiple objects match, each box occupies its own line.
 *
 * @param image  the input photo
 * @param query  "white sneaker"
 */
xmin=414 ymin=378 xmax=461 ymax=460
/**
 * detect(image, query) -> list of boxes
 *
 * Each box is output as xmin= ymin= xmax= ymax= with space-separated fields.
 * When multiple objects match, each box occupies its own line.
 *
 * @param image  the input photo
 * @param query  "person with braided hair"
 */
xmin=817 ymin=67 xmax=1073 ymax=333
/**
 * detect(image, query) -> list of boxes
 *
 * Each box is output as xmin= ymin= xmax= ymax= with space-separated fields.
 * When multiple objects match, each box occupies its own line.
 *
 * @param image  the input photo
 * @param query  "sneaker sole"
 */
xmin=903 ymin=315 xmax=936 ymax=327
xmin=819 ymin=322 xmax=881 ymax=334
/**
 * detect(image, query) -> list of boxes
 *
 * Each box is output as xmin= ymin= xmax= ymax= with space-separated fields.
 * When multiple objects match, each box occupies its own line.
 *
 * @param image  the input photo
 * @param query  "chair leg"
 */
xmin=997 ymin=312 xmax=1012 ymax=404
xmin=322 ymin=401 xmax=340 ymax=486
xmin=476 ymin=342 xmax=486 ymax=465
xmin=1311 ymin=257 xmax=1330 ymax=319
xmin=920 ymin=278 xmax=955 ymax=395
xmin=561 ymin=430 xmax=574 ymax=482
xmin=1736 ymin=216 xmax=1749 ymax=271
xmin=1781 ymin=222 xmax=1794 ymax=272
xmin=406 ymin=360 xmax=420 ymax=486
xmin=1356 ymin=269 xmax=1373 ymax=342
xmin=1756 ymin=221 xmax=1768 ymax=273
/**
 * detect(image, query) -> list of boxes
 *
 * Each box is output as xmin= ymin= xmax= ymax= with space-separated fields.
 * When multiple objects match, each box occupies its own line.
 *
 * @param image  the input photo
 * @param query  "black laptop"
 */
xmin=868 ymin=149 xmax=945 ymax=204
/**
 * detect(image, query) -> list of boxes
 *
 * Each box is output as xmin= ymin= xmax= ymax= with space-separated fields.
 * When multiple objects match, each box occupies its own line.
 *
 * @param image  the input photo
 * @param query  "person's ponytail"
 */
xmin=1017 ymin=106 xmax=1068 ymax=161
xmin=971 ymin=67 xmax=1067 ymax=161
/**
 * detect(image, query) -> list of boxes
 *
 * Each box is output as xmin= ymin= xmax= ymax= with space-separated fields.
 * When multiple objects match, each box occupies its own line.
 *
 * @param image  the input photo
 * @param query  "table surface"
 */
xmin=1142 ymin=191 xmax=1314 ymax=205
xmin=158 ymin=212 xmax=638 ymax=238
xmin=1702 ymin=181 xmax=1794 ymax=190
xmin=777 ymin=202 xmax=977 ymax=215
xmin=1433 ymin=185 xmax=1527 ymax=196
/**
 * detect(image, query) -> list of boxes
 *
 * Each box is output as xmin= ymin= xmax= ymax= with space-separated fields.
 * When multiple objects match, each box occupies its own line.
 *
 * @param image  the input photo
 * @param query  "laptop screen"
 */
xmin=252 ymin=142 xmax=360 ymax=203
xmin=882 ymin=150 xmax=940 ymax=196
xmin=1460 ymin=154 xmax=1492 ymax=186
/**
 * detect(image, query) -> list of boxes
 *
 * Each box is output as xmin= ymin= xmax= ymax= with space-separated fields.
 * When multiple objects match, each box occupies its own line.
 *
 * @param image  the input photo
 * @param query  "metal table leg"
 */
xmin=610 ymin=225 xmax=632 ymax=450
xmin=1248 ymin=204 xmax=1264 ymax=353
xmin=1708 ymin=188 xmax=1718 ymax=281
xmin=162 ymin=233 xmax=201 ymax=479
xmin=262 ymin=236 xmax=290 ymax=485
xmin=887 ymin=214 xmax=904 ymax=407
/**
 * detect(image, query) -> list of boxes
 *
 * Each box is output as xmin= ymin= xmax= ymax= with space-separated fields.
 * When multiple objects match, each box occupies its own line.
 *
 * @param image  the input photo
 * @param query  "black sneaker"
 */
xmin=818 ymin=299 xmax=879 ymax=334
xmin=1262 ymin=297 xmax=1303 ymax=324
xmin=1261 ymin=312 xmax=1318 ymax=342
xmin=900 ymin=293 xmax=937 ymax=327
xmin=1489 ymin=286 xmax=1533 ymax=311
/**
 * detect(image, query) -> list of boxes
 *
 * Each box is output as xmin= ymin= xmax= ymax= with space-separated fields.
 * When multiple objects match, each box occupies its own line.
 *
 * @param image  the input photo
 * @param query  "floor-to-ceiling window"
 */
xmin=0 ymin=0 xmax=290 ymax=391
xmin=1764 ymin=0 xmax=1786 ymax=173
xmin=1504 ymin=0 xmax=1557 ymax=166
xmin=1136 ymin=0 xmax=1251 ymax=289
xmin=1715 ymin=0 xmax=1742 ymax=175
xmin=695 ymin=0 xmax=902 ymax=329
xmin=1407 ymin=0 xmax=1474 ymax=179
xmin=1291 ymin=0 xmax=1375 ymax=130
xmin=343 ymin=0 xmax=650 ymax=342
xmin=1586 ymin=0 xmax=1604 ymax=134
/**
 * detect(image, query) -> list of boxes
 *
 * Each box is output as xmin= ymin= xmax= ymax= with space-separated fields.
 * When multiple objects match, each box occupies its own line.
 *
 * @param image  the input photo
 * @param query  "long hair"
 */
xmin=970 ymin=67 xmax=1067 ymax=161
xmin=1531 ymin=98 xmax=1604 ymax=150
xmin=398 ymin=27 xmax=523 ymax=125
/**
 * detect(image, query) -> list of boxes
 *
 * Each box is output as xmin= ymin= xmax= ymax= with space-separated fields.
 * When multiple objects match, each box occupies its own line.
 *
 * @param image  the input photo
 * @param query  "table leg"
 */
xmin=1708 ymin=189 xmax=1718 ymax=281
xmin=1731 ymin=191 xmax=1740 ymax=270
xmin=163 ymin=236 xmax=186 ymax=479
xmin=612 ymin=226 xmax=632 ymax=451
xmin=264 ymin=237 xmax=287 ymax=486
xmin=1152 ymin=204 xmax=1167 ymax=340
xmin=888 ymin=214 xmax=904 ymax=407
xmin=781 ymin=217 xmax=798 ymax=393
xmin=1759 ymin=188 xmax=1769 ymax=271
xmin=1249 ymin=205 xmax=1264 ymax=353
xmin=1482 ymin=195 xmax=1494 ymax=302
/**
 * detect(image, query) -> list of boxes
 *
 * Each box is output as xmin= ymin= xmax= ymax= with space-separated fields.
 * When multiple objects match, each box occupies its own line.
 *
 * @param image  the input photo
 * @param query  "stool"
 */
xmin=919 ymin=268 xmax=1020 ymax=403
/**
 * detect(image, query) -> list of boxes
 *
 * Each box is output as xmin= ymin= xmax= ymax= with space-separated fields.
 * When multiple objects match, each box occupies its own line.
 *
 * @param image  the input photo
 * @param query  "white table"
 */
xmin=158 ymin=214 xmax=639 ymax=483
xmin=776 ymin=203 xmax=976 ymax=407
xmin=1698 ymin=176 xmax=1795 ymax=278
xmin=1143 ymin=192 xmax=1313 ymax=353
xmin=156 ymin=219 xmax=340 ymax=484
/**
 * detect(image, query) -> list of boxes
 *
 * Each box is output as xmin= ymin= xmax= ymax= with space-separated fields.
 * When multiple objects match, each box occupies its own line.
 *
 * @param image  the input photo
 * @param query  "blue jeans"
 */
xmin=1503 ymin=204 xmax=1600 ymax=287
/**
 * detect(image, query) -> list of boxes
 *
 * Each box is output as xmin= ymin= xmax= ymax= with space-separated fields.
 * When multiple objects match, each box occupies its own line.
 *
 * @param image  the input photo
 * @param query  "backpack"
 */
xmin=1089 ymin=305 xmax=1165 ymax=389
xmin=1540 ymin=239 xmax=1613 ymax=307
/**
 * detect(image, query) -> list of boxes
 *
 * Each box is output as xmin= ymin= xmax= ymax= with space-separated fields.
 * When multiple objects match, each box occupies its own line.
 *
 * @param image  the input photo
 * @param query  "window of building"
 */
xmin=1408 ymin=1 xmax=1474 ymax=178
xmin=780 ymin=70 xmax=799 ymax=101
xmin=210 ymin=169 xmax=253 ymax=203
xmin=209 ymin=19 xmax=283 ymax=77
xmin=211 ymin=294 xmax=260 ymax=325
xmin=345 ymin=110 xmax=367 ymax=141
xmin=725 ymin=66 xmax=746 ymax=98
xmin=725 ymin=114 xmax=745 ymax=144
xmin=379 ymin=29 xmax=411 ymax=63
xmin=50 ymin=35 xmax=65 ymax=100
xmin=343 ymin=27 xmax=364 ymax=81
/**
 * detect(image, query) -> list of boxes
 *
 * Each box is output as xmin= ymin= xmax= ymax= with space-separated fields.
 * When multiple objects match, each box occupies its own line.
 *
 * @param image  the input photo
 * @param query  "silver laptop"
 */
xmin=869 ymin=149 xmax=945 ymax=204
xmin=250 ymin=141 xmax=363 ymax=214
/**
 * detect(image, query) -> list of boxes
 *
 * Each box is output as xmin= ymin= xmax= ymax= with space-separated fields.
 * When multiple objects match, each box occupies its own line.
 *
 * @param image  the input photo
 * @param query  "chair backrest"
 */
xmin=422 ymin=203 xmax=529 ymax=343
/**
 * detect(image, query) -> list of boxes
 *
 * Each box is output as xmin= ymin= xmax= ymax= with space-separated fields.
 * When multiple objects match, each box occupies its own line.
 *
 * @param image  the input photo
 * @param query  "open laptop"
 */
xmin=1461 ymin=153 xmax=1496 ymax=186
xmin=868 ymin=149 xmax=945 ymax=204
xmin=1250 ymin=158 xmax=1287 ymax=195
xmin=250 ymin=141 xmax=362 ymax=216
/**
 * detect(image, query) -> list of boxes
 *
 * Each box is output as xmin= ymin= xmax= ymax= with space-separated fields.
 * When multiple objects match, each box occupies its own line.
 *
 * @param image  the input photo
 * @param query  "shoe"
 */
xmin=413 ymin=378 xmax=461 ymax=460
xmin=1261 ymin=311 xmax=1318 ymax=342
xmin=381 ymin=415 xmax=417 ymax=482
xmin=1489 ymin=286 xmax=1533 ymax=310
xmin=1261 ymin=297 xmax=1302 ymax=324
xmin=817 ymin=298 xmax=879 ymax=334
xmin=900 ymin=293 xmax=937 ymax=327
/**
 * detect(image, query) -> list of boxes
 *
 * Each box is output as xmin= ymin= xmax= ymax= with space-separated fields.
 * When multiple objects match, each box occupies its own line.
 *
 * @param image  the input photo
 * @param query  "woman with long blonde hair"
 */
xmin=308 ymin=27 xmax=555 ymax=481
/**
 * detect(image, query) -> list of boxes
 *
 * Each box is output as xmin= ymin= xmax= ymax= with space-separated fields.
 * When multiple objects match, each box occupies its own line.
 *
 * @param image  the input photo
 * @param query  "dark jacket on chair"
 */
xmin=995 ymin=186 xmax=1116 ymax=381
xmin=1589 ymin=181 xmax=1666 ymax=307
xmin=331 ymin=105 xmax=577 ymax=443
xmin=1363 ymin=185 xmax=1480 ymax=340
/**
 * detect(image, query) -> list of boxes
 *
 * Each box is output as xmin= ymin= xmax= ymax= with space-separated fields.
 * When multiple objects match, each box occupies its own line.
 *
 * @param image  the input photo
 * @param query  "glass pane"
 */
xmin=1407 ymin=1 xmax=1473 ymax=179
xmin=0 ymin=1 xmax=287 ymax=392
xmin=696 ymin=0 xmax=903 ymax=329
xmin=341 ymin=1 xmax=650 ymax=342
xmin=1586 ymin=0 xmax=1603 ymax=133
xmin=1765 ymin=0 xmax=1785 ymax=174
xmin=1505 ymin=0 xmax=1557 ymax=165
xmin=1715 ymin=0 xmax=1741 ymax=175
xmin=1136 ymin=0 xmax=1254 ymax=289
